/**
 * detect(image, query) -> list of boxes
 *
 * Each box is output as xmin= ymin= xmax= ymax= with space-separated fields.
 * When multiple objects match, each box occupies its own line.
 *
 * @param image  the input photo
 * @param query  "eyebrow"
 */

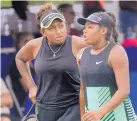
xmin=85 ymin=22 xmax=93 ymax=26
xmin=50 ymin=22 xmax=64 ymax=27
xmin=85 ymin=22 xmax=98 ymax=26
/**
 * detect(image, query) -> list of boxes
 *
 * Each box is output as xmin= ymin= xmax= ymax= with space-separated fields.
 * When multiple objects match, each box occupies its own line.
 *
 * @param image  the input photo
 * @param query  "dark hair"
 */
xmin=12 ymin=1 xmax=28 ymax=21
xmin=106 ymin=12 xmax=118 ymax=43
xmin=57 ymin=4 xmax=72 ymax=12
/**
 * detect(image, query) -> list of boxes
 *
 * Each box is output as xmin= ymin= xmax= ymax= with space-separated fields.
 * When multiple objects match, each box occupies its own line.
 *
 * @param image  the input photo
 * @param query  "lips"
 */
xmin=56 ymin=36 xmax=63 ymax=38
xmin=83 ymin=35 xmax=87 ymax=41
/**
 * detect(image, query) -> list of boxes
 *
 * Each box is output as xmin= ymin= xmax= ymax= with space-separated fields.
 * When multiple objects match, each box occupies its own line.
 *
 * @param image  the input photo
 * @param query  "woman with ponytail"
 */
xmin=77 ymin=12 xmax=136 ymax=121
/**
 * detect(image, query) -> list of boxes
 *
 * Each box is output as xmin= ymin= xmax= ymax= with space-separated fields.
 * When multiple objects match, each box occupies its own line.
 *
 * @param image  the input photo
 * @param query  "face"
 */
xmin=43 ymin=19 xmax=67 ymax=45
xmin=63 ymin=7 xmax=75 ymax=26
xmin=83 ymin=22 xmax=106 ymax=45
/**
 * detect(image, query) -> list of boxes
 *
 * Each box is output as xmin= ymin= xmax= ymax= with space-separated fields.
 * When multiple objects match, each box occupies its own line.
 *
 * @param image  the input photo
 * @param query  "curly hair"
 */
xmin=37 ymin=3 xmax=53 ymax=23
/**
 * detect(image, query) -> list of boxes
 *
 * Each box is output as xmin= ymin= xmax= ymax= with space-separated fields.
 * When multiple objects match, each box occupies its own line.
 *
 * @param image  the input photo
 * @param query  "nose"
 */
xmin=83 ymin=28 xmax=87 ymax=34
xmin=56 ymin=27 xmax=61 ymax=34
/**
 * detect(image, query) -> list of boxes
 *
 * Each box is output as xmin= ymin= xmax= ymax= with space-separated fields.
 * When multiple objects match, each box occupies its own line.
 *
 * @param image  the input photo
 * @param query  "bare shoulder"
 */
xmin=77 ymin=47 xmax=87 ymax=62
xmin=110 ymin=44 xmax=128 ymax=58
xmin=30 ymin=37 xmax=43 ymax=58
xmin=22 ymin=37 xmax=43 ymax=59
xmin=77 ymin=47 xmax=87 ymax=57
xmin=72 ymin=35 xmax=87 ymax=57
xmin=110 ymin=44 xmax=128 ymax=66
xmin=28 ymin=37 xmax=43 ymax=48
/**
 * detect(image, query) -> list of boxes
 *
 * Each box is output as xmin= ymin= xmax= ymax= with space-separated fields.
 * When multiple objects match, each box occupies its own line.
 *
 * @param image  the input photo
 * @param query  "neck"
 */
xmin=46 ymin=38 xmax=65 ymax=46
xmin=93 ymin=40 xmax=108 ymax=50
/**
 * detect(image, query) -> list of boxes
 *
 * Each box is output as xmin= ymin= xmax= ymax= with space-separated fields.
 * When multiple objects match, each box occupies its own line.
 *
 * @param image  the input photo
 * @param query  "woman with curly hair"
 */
xmin=16 ymin=3 xmax=87 ymax=121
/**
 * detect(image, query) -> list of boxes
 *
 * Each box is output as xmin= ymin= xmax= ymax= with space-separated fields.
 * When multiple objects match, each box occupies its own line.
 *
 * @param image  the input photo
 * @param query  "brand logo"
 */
xmin=96 ymin=61 xmax=103 ymax=65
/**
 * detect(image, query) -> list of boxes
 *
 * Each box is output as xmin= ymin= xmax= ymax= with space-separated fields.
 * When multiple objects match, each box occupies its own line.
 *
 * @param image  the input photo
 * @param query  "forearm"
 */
xmin=80 ymin=85 xmax=85 ymax=117
xmin=80 ymin=93 xmax=85 ymax=117
xmin=100 ymin=89 xmax=129 ymax=116
xmin=20 ymin=77 xmax=29 ymax=92
xmin=16 ymin=56 xmax=36 ymax=89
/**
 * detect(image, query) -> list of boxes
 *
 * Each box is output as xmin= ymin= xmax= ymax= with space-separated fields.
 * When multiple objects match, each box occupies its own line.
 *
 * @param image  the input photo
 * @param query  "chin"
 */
xmin=86 ymin=40 xmax=91 ymax=45
xmin=55 ymin=39 xmax=65 ymax=45
xmin=86 ymin=39 xmax=95 ymax=45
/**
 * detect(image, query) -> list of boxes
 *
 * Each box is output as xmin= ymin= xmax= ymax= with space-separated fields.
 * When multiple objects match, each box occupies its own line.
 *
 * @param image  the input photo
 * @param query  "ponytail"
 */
xmin=112 ymin=26 xmax=118 ymax=43
xmin=107 ymin=12 xmax=119 ymax=43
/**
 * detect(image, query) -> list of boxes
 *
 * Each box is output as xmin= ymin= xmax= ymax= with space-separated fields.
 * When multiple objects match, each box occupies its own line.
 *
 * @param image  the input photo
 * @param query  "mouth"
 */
xmin=83 ymin=35 xmax=87 ymax=41
xmin=56 ymin=36 xmax=63 ymax=39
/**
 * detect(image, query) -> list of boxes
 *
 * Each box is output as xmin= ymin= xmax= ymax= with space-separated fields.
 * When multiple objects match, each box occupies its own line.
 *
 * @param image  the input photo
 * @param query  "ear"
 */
xmin=101 ymin=27 xmax=108 ymax=35
xmin=40 ymin=28 xmax=44 ymax=35
xmin=40 ymin=29 xmax=47 ymax=37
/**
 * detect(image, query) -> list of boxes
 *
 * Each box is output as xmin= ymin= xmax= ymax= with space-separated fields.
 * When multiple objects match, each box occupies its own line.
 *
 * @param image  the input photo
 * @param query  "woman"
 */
xmin=77 ymin=12 xmax=136 ymax=121
xmin=16 ymin=3 xmax=86 ymax=121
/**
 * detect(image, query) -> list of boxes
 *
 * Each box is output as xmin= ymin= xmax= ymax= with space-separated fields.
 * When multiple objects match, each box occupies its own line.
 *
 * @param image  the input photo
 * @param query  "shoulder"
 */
xmin=71 ymin=35 xmax=87 ymax=57
xmin=72 ymin=35 xmax=87 ymax=50
xmin=109 ymin=44 xmax=128 ymax=67
xmin=110 ymin=44 xmax=127 ymax=59
xmin=16 ymin=37 xmax=43 ymax=60
xmin=26 ymin=37 xmax=43 ymax=48
xmin=22 ymin=37 xmax=43 ymax=56
xmin=77 ymin=47 xmax=87 ymax=62
xmin=30 ymin=37 xmax=43 ymax=58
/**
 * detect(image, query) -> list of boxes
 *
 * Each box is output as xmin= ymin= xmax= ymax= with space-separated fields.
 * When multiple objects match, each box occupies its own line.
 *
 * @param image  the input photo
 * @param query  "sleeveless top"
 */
xmin=80 ymin=41 xmax=136 ymax=121
xmin=34 ymin=36 xmax=80 ymax=110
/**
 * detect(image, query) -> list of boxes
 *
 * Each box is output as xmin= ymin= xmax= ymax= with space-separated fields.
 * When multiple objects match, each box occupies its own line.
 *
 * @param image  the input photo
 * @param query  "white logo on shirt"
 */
xmin=96 ymin=61 xmax=103 ymax=65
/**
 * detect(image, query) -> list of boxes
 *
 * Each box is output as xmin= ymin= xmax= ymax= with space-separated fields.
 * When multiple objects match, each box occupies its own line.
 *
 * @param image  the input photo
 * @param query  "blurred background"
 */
xmin=1 ymin=1 xmax=137 ymax=121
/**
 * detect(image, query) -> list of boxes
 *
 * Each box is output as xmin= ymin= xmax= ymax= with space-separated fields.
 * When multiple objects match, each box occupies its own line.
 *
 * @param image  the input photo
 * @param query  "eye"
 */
xmin=88 ymin=26 xmax=93 ymax=29
xmin=59 ymin=24 xmax=64 ymax=28
xmin=48 ymin=27 xmax=53 ymax=30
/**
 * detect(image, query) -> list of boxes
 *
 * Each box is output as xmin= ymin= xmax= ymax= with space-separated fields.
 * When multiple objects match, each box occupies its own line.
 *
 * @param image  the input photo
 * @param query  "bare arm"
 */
xmin=19 ymin=77 xmax=29 ymax=92
xmin=16 ymin=41 xmax=36 ymax=89
xmin=72 ymin=35 xmax=87 ymax=57
xmin=100 ymin=45 xmax=130 ymax=116
xmin=19 ymin=61 xmax=35 ymax=92
xmin=80 ymin=81 xmax=85 ymax=118
xmin=77 ymin=48 xmax=86 ymax=118
xmin=15 ymin=38 xmax=42 ymax=103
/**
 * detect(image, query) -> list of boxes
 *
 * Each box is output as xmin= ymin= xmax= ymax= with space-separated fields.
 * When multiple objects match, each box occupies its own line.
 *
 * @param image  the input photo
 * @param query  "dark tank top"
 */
xmin=34 ymin=35 xmax=80 ymax=110
xmin=80 ymin=41 xmax=136 ymax=121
